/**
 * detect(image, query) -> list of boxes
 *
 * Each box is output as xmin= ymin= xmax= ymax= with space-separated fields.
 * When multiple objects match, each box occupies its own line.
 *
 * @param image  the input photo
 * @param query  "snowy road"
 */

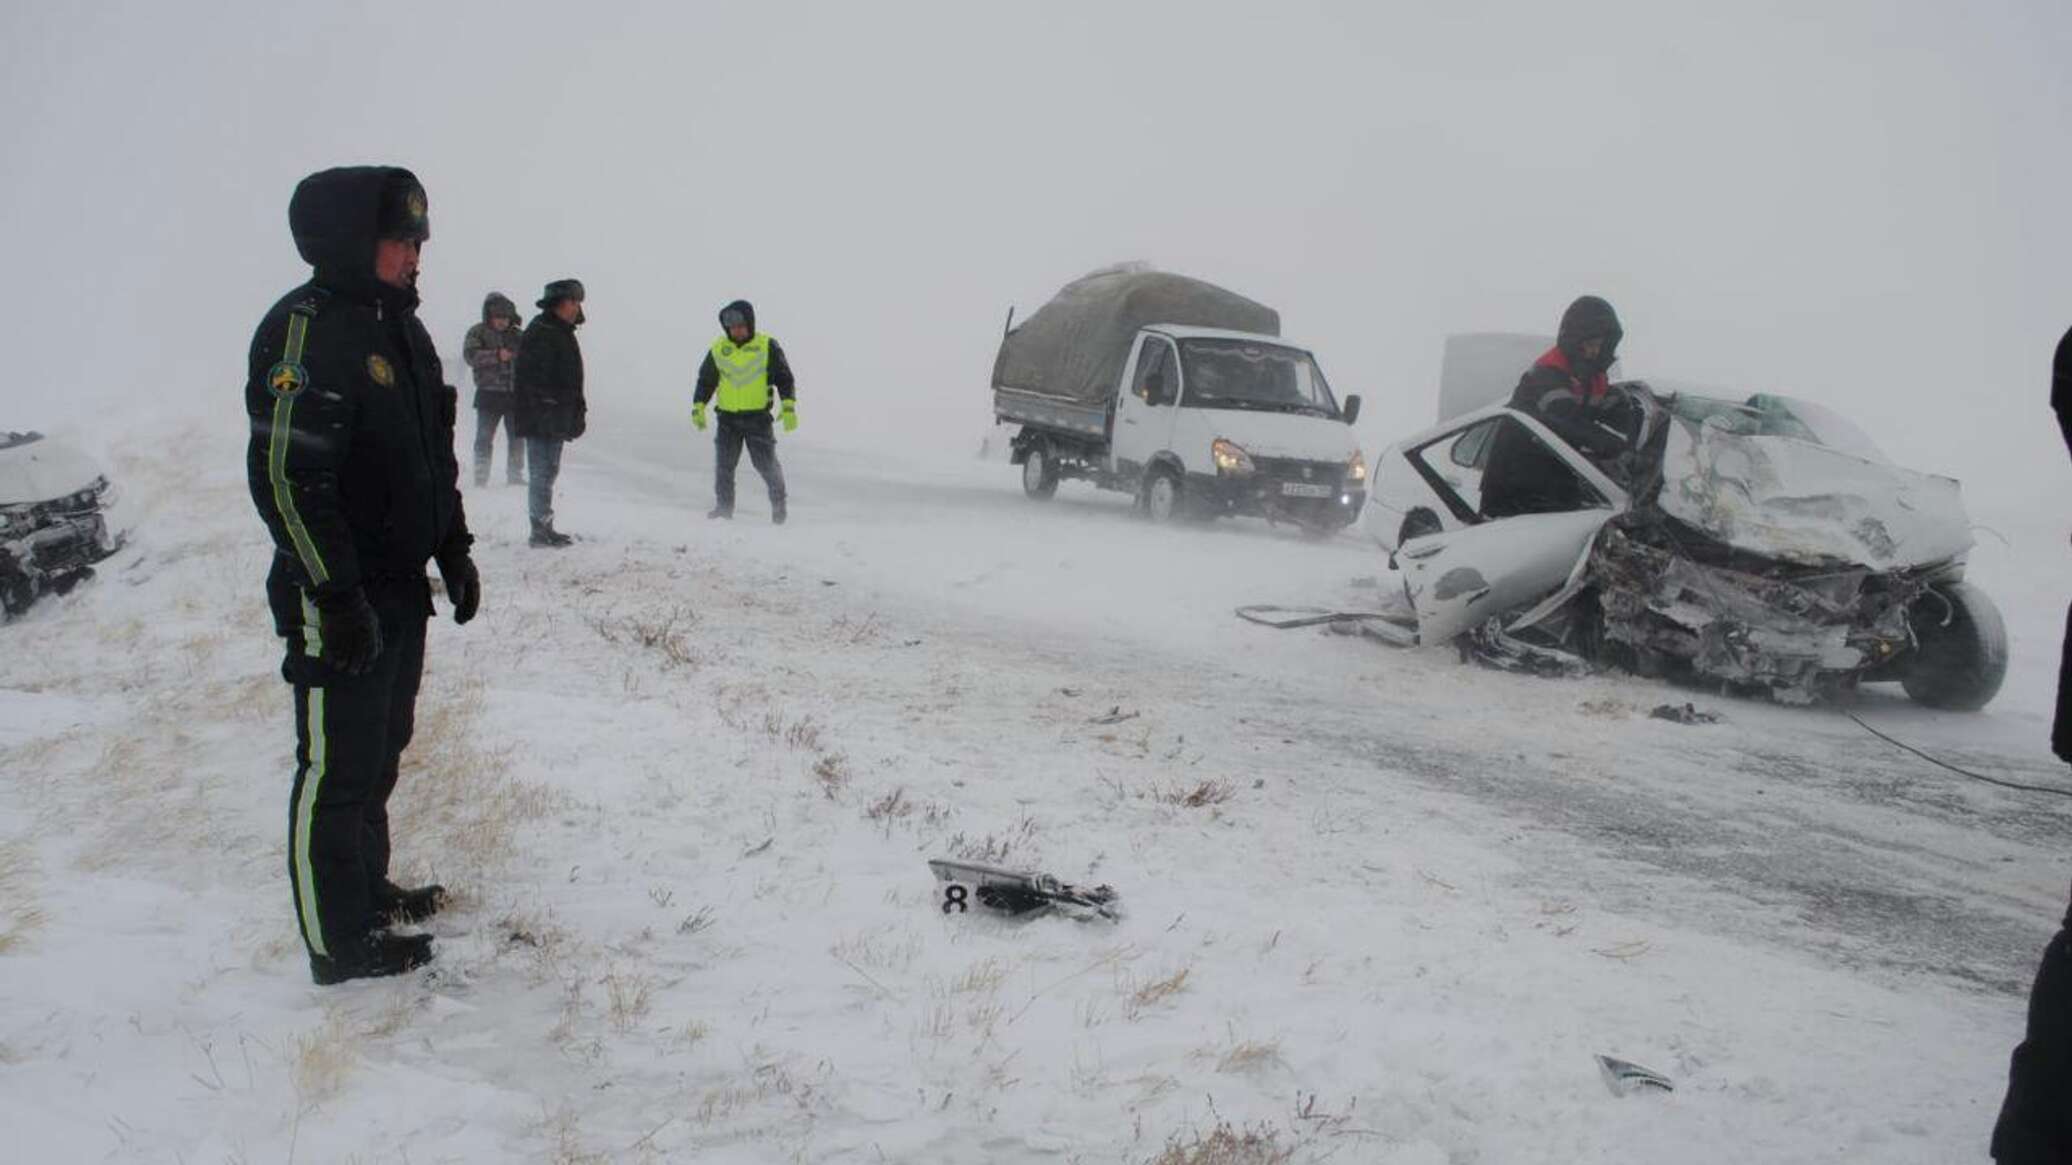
xmin=591 ymin=411 xmax=2072 ymax=995
xmin=2 ymin=411 xmax=2067 ymax=1163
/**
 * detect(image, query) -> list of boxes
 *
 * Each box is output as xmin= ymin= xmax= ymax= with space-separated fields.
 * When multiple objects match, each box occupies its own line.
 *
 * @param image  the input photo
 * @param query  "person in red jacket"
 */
xmin=1479 ymin=295 xmax=1635 ymax=518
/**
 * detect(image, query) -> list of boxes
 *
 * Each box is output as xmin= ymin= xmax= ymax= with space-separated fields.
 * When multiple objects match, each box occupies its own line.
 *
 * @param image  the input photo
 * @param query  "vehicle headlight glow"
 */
xmin=1211 ymin=438 xmax=1255 ymax=475
xmin=1347 ymin=450 xmax=1367 ymax=483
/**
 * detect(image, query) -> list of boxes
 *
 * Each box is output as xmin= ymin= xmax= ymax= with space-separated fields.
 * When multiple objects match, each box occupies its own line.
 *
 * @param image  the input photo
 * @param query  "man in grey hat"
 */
xmin=511 ymin=279 xmax=586 ymax=547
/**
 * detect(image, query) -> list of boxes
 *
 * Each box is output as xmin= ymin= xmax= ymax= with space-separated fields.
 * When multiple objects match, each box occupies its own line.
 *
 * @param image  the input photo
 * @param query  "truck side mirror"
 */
xmin=1342 ymin=394 xmax=1362 ymax=425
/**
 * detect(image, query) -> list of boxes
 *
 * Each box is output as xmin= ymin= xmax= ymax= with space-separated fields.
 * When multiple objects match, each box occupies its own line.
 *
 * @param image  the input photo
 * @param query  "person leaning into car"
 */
xmin=1988 ymin=322 xmax=2072 ymax=1164
xmin=243 ymin=166 xmax=480 ymax=986
xmin=1478 ymin=295 xmax=1634 ymax=518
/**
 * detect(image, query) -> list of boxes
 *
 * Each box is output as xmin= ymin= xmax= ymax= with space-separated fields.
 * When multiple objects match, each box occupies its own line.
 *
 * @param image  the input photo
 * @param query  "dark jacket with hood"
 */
xmin=461 ymin=292 xmax=523 ymax=402
xmin=693 ymin=300 xmax=796 ymax=416
xmin=2055 ymin=324 xmax=2072 ymax=460
xmin=244 ymin=166 xmax=470 ymax=632
xmin=512 ymin=306 xmax=585 ymax=441
xmin=1479 ymin=296 xmax=1629 ymax=518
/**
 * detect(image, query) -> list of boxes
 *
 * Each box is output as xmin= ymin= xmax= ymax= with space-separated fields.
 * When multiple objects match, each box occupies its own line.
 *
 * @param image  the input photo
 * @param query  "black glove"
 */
xmin=311 ymin=587 xmax=383 ymax=676
xmin=437 ymin=553 xmax=480 ymax=626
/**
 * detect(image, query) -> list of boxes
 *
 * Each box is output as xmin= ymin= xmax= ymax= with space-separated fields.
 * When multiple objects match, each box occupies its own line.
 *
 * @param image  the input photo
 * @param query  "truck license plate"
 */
xmin=1280 ymin=482 xmax=1333 ymax=498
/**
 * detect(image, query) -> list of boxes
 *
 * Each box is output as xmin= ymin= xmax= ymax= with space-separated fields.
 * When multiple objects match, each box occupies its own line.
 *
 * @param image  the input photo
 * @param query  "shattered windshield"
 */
xmin=1177 ymin=339 xmax=1339 ymax=416
xmin=1663 ymin=391 xmax=1888 ymax=462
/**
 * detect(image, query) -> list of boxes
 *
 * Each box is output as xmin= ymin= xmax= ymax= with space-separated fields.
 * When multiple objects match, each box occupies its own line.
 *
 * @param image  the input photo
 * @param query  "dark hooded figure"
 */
xmin=1989 ymin=323 xmax=2072 ymax=1165
xmin=243 ymin=165 xmax=479 ymax=985
xmin=461 ymin=291 xmax=525 ymax=487
xmin=692 ymin=299 xmax=797 ymax=523
xmin=511 ymin=278 xmax=587 ymax=546
xmin=1479 ymin=295 xmax=1633 ymax=518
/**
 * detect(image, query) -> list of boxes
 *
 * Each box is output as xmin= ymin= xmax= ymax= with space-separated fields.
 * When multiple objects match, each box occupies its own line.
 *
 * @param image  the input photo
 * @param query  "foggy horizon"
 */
xmin=3 ymin=1 xmax=2067 ymax=506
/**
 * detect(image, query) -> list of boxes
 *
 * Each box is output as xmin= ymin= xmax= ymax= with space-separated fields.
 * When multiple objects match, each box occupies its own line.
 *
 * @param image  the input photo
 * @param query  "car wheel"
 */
xmin=1142 ymin=469 xmax=1183 ymax=523
xmin=1021 ymin=442 xmax=1059 ymax=500
xmin=1901 ymin=582 xmax=2009 ymax=711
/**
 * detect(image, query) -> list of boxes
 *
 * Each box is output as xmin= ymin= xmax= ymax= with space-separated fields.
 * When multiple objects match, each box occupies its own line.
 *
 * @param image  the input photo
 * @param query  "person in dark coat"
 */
xmin=511 ymin=279 xmax=586 ymax=547
xmin=243 ymin=166 xmax=479 ymax=985
xmin=461 ymin=291 xmax=525 ymax=487
xmin=1479 ymin=295 xmax=1634 ymax=518
xmin=1990 ymin=323 xmax=2072 ymax=1163
xmin=691 ymin=299 xmax=796 ymax=523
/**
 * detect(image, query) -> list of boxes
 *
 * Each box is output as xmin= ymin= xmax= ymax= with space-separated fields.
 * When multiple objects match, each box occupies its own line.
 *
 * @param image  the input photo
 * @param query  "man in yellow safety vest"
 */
xmin=692 ymin=299 xmax=797 ymax=524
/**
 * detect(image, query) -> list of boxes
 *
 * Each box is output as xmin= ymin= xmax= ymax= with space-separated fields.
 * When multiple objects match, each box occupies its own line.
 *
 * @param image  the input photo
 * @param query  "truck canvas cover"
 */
xmin=992 ymin=265 xmax=1281 ymax=404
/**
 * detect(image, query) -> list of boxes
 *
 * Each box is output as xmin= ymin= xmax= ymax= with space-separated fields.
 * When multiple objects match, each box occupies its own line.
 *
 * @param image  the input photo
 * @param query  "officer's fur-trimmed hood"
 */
xmin=289 ymin=166 xmax=425 ymax=304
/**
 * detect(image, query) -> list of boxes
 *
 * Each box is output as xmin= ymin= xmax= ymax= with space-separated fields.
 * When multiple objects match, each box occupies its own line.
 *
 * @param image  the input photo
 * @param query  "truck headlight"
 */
xmin=1211 ymin=438 xmax=1255 ymax=475
xmin=1347 ymin=450 xmax=1367 ymax=483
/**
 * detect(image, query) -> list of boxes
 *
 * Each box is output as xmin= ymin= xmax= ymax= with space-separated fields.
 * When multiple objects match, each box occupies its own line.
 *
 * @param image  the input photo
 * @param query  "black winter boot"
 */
xmin=771 ymin=500 xmax=787 ymax=526
xmin=373 ymin=880 xmax=447 ymax=927
xmin=706 ymin=506 xmax=733 ymax=520
xmin=310 ymin=931 xmax=434 ymax=985
xmin=529 ymin=520 xmax=573 ymax=548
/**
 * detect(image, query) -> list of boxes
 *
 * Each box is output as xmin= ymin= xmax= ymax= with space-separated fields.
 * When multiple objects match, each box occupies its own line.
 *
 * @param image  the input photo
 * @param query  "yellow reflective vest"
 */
xmin=710 ymin=334 xmax=775 ymax=412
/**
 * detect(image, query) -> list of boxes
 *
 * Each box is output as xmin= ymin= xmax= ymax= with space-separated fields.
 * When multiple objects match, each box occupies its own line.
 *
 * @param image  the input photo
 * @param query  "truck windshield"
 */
xmin=1177 ymin=339 xmax=1338 ymax=416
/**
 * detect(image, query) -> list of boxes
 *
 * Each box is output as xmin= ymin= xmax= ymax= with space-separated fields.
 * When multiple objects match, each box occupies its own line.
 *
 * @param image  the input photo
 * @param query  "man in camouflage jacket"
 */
xmin=461 ymin=292 xmax=525 ymax=487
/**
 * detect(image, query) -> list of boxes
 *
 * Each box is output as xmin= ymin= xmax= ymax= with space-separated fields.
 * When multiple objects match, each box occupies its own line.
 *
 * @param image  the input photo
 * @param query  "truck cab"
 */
xmin=1102 ymin=326 xmax=1365 ymax=526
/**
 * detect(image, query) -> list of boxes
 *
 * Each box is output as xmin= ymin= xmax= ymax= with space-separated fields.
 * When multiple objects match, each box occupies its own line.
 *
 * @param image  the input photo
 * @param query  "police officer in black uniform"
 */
xmin=244 ymin=166 xmax=480 ymax=985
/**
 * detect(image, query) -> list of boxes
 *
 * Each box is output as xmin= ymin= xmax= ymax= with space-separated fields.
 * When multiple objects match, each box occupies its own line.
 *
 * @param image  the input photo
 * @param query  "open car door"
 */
xmin=1397 ymin=509 xmax=1613 ymax=644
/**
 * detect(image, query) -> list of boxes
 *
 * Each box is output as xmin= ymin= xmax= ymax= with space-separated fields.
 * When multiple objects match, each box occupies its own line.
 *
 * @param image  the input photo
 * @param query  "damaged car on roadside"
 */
xmin=1361 ymin=370 xmax=2007 ymax=710
xmin=0 ymin=431 xmax=123 ymax=619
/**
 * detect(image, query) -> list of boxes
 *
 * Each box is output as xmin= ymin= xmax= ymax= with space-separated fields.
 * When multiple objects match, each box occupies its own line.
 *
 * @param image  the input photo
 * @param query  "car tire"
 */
xmin=1141 ymin=469 xmax=1184 ymax=524
xmin=1021 ymin=441 xmax=1059 ymax=500
xmin=1901 ymin=582 xmax=2009 ymax=711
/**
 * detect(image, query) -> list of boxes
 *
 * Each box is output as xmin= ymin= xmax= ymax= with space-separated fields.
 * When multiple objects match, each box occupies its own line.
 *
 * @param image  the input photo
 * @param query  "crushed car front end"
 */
xmin=0 ymin=432 xmax=124 ymax=618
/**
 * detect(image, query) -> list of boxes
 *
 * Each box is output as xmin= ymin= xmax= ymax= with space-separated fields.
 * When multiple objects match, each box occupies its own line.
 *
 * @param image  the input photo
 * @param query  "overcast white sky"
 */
xmin=2 ymin=0 xmax=2067 ymax=502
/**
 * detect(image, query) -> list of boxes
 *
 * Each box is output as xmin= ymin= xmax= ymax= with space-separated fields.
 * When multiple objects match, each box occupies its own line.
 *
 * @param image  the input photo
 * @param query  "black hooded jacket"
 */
xmin=2055 ymin=324 xmax=2072 ymax=460
xmin=1478 ymin=297 xmax=1629 ymax=518
xmin=244 ymin=166 xmax=470 ymax=627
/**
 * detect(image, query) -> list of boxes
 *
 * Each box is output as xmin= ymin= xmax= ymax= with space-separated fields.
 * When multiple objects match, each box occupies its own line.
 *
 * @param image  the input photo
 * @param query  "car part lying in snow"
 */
xmin=0 ymin=431 xmax=123 ymax=619
xmin=1363 ymin=380 xmax=2009 ymax=708
xmin=927 ymin=858 xmax=1121 ymax=922
xmin=1596 ymin=1054 xmax=1674 ymax=1097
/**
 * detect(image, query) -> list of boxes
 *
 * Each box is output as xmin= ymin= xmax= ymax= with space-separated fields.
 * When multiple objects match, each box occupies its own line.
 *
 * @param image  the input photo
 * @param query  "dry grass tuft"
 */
xmin=1126 ymin=966 xmax=1192 ymax=1016
xmin=1215 ymin=1038 xmax=1285 ymax=1075
xmin=390 ymin=680 xmax=562 ymax=889
xmin=602 ymin=964 xmax=656 ymax=1033
xmin=763 ymin=712 xmax=823 ymax=751
xmin=0 ymin=842 xmax=46 ymax=955
xmin=290 ymin=1009 xmax=358 ymax=1103
xmin=811 ymin=753 xmax=850 ymax=799
xmin=1157 ymin=779 xmax=1234 ymax=809
xmin=589 ymin=605 xmax=700 ymax=669
xmin=1144 ymin=1122 xmax=1293 ymax=1165
xmin=864 ymin=786 xmax=912 ymax=822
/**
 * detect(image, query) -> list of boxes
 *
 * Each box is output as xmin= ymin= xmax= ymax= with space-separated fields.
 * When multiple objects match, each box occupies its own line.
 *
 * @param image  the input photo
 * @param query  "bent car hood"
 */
xmin=1657 ymin=419 xmax=1971 ymax=571
xmin=0 ymin=436 xmax=107 ymax=506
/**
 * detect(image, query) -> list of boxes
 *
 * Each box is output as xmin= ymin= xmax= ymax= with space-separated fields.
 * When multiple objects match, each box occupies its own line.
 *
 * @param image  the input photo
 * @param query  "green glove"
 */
xmin=781 ymin=400 xmax=798 ymax=433
xmin=692 ymin=402 xmax=708 ymax=431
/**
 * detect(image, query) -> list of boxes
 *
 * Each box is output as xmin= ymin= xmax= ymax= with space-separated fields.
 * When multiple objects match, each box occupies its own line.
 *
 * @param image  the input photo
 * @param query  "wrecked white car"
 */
xmin=1362 ymin=385 xmax=2007 ymax=709
xmin=0 ymin=431 xmax=123 ymax=619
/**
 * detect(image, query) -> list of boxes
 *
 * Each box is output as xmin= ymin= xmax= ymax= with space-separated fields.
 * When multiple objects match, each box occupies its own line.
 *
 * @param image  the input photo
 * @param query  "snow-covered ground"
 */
xmin=2 ymin=406 xmax=2067 ymax=1164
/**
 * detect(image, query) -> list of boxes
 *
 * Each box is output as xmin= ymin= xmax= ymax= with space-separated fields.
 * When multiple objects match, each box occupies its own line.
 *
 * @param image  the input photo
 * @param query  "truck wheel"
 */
xmin=1141 ymin=469 xmax=1184 ymax=523
xmin=1021 ymin=442 xmax=1059 ymax=500
xmin=1901 ymin=582 xmax=2009 ymax=711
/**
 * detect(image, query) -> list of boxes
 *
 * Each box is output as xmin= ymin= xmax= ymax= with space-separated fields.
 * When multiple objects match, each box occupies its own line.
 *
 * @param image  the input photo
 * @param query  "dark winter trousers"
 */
xmin=284 ymin=606 xmax=427 ymax=962
xmin=527 ymin=437 xmax=564 ymax=526
xmin=713 ymin=410 xmax=786 ymax=513
xmin=1992 ymin=889 xmax=2072 ymax=1163
xmin=473 ymin=396 xmax=525 ymax=486
xmin=2054 ymin=601 xmax=2072 ymax=764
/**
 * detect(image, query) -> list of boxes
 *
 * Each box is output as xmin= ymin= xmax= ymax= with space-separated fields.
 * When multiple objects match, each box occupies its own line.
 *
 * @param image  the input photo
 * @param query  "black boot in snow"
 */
xmin=706 ymin=506 xmax=733 ymax=520
xmin=373 ymin=881 xmax=447 ymax=926
xmin=310 ymin=931 xmax=434 ymax=986
xmin=529 ymin=520 xmax=573 ymax=548
xmin=771 ymin=500 xmax=787 ymax=526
